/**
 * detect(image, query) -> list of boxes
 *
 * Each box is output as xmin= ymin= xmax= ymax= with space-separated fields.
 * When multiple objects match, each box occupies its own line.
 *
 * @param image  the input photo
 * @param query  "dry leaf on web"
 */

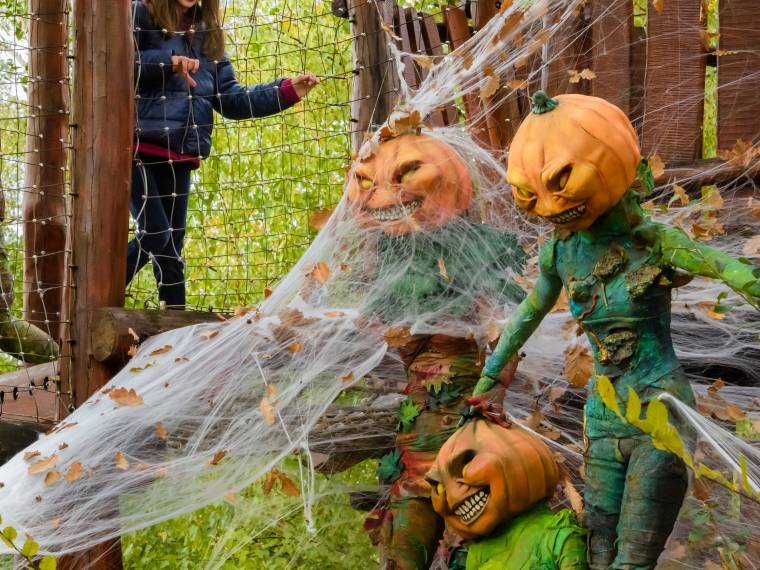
xmin=309 ymin=209 xmax=333 ymax=230
xmin=506 ymin=79 xmax=527 ymax=90
xmin=564 ymin=344 xmax=593 ymax=388
xmin=480 ymin=74 xmax=500 ymax=99
xmin=648 ymin=154 xmax=665 ymax=179
xmin=288 ymin=342 xmax=302 ymax=354
xmin=115 ymin=451 xmax=129 ymax=470
xmin=207 ymin=450 xmax=228 ymax=466
xmin=704 ymin=188 xmax=724 ymax=209
xmin=697 ymin=301 xmax=725 ymax=320
xmin=380 ymin=21 xmax=402 ymax=41
xmin=413 ymin=54 xmax=433 ymax=69
xmin=263 ymin=288 xmax=273 ymax=298
xmin=223 ymin=492 xmax=236 ymax=505
xmin=567 ymin=69 xmax=595 ymax=83
xmin=717 ymin=139 xmax=759 ymax=168
xmin=24 ymin=450 xmax=41 ymax=462
xmin=486 ymin=321 xmax=501 ymax=344
xmin=44 ymin=470 xmax=61 ymax=486
xmin=149 ymin=344 xmax=172 ymax=356
xmin=742 ymin=235 xmax=760 ymax=257
xmin=260 ymin=396 xmax=276 ymax=426
xmin=341 ymin=371 xmax=354 ymax=383
xmin=524 ymin=410 xmax=543 ymax=430
xmin=671 ymin=184 xmax=689 ymax=205
xmin=29 ymin=454 xmax=58 ymax=475
xmin=109 ymin=387 xmax=144 ymax=407
xmin=263 ymin=469 xmax=301 ymax=497
xmin=199 ymin=329 xmax=220 ymax=340
xmin=64 ymin=461 xmax=84 ymax=482
xmin=127 ymin=344 xmax=138 ymax=357
xmin=384 ymin=326 xmax=414 ymax=348
xmin=652 ymin=0 xmax=664 ymax=13
xmin=437 ymin=258 xmax=450 ymax=283
xmin=324 ymin=311 xmax=345 ymax=318
xmin=155 ymin=422 xmax=167 ymax=440
xmin=548 ymin=385 xmax=567 ymax=403
xmin=304 ymin=261 xmax=331 ymax=284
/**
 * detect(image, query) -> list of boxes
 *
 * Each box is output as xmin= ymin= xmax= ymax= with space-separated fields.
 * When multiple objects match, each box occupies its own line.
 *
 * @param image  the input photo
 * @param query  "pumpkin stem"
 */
xmin=531 ymin=91 xmax=559 ymax=114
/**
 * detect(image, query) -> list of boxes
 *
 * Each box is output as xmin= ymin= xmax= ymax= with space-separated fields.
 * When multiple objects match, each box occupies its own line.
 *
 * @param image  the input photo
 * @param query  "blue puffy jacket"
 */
xmin=132 ymin=1 xmax=294 ymax=158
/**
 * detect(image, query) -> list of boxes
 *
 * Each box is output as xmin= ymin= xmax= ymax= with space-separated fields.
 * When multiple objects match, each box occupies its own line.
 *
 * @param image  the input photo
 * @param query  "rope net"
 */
xmin=0 ymin=0 xmax=758 ymax=568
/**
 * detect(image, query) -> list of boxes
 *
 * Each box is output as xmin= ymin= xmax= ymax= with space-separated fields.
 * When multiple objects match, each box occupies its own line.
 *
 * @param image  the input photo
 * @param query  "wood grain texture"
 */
xmin=591 ymin=0 xmax=633 ymax=114
xmin=641 ymin=0 xmax=705 ymax=161
xmin=23 ymin=0 xmax=69 ymax=340
xmin=717 ymin=0 xmax=760 ymax=149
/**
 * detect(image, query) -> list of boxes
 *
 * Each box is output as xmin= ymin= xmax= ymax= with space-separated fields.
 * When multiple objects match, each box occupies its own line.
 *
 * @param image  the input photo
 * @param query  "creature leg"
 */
xmin=612 ymin=437 xmax=687 ymax=570
xmin=382 ymin=497 xmax=444 ymax=570
xmin=584 ymin=436 xmax=627 ymax=569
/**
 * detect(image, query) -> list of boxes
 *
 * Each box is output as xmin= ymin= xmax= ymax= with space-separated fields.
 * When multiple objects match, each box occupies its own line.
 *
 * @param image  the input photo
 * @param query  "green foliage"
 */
xmin=398 ymin=397 xmax=421 ymax=431
xmin=122 ymin=460 xmax=378 ymax=569
xmin=0 ymin=514 xmax=56 ymax=569
xmin=376 ymin=449 xmax=404 ymax=484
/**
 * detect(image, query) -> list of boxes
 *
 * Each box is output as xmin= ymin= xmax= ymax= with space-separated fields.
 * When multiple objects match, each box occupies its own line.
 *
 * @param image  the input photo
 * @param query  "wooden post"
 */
xmin=58 ymin=1 xmax=133 ymax=568
xmin=348 ymin=0 xmax=398 ymax=150
xmin=23 ymin=0 xmax=69 ymax=340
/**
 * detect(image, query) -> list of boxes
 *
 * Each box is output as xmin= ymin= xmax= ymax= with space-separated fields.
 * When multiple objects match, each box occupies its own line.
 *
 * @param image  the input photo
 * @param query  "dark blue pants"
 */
xmin=126 ymin=156 xmax=192 ymax=308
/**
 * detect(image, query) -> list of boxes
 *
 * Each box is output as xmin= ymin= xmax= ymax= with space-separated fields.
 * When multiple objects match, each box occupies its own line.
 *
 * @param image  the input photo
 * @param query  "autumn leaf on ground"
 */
xmin=288 ymin=342 xmax=302 ymax=354
xmin=652 ymin=0 xmax=664 ymax=13
xmin=115 ymin=451 xmax=129 ymax=470
xmin=127 ymin=344 xmax=138 ymax=357
xmin=525 ymin=410 xmax=544 ymax=429
xmin=717 ymin=139 xmax=759 ymax=168
xmin=323 ymin=311 xmax=345 ymax=318
xmin=506 ymin=79 xmax=527 ymax=90
xmin=548 ymin=385 xmax=567 ymax=403
xmin=109 ymin=387 xmax=144 ymax=407
xmin=155 ymin=421 xmax=167 ymax=440
xmin=648 ymin=154 xmax=665 ymax=179
xmin=564 ymin=344 xmax=593 ymax=388
xmin=437 ymin=258 xmax=450 ymax=283
xmin=697 ymin=301 xmax=726 ymax=320
xmin=389 ymin=109 xmax=422 ymax=136
xmin=44 ymin=470 xmax=61 ymax=486
xmin=263 ymin=288 xmax=273 ymax=298
xmin=149 ymin=344 xmax=172 ymax=356
xmin=567 ymin=68 xmax=596 ymax=83
xmin=199 ymin=329 xmax=220 ymax=340
xmin=207 ymin=450 xmax=228 ymax=466
xmin=742 ymin=235 xmax=760 ymax=258
xmin=260 ymin=396 xmax=276 ymax=426
xmin=28 ymin=455 xmax=58 ymax=475
xmin=480 ymin=73 xmax=500 ymax=99
xmin=703 ymin=187 xmax=723 ymax=209
xmin=303 ymin=261 xmax=331 ymax=284
xmin=24 ymin=450 xmax=41 ymax=462
xmin=64 ymin=461 xmax=84 ymax=482
xmin=341 ymin=371 xmax=354 ymax=383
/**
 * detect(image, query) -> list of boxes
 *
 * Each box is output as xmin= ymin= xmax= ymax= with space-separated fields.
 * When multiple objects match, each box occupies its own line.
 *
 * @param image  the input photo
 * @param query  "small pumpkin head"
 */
xmin=507 ymin=91 xmax=641 ymax=231
xmin=426 ymin=420 xmax=559 ymax=540
xmin=347 ymin=134 xmax=473 ymax=236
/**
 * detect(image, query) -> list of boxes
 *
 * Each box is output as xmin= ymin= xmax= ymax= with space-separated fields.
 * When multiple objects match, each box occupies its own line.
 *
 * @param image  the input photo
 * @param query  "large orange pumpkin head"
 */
xmin=425 ymin=420 xmax=559 ymax=540
xmin=507 ymin=92 xmax=641 ymax=232
xmin=347 ymin=134 xmax=473 ymax=236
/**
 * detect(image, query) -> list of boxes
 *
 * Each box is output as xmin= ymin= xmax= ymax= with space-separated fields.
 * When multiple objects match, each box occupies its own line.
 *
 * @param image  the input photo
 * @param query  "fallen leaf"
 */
xmin=708 ymin=378 xmax=725 ymax=393
xmin=480 ymin=74 xmax=500 ymax=99
xmin=28 ymin=455 xmax=58 ymax=475
xmin=52 ymin=517 xmax=61 ymax=527
xmin=263 ymin=288 xmax=273 ymax=298
xmin=339 ymin=262 xmax=350 ymax=271
xmin=63 ymin=461 xmax=84 ymax=482
xmin=717 ymin=139 xmax=759 ymax=168
xmin=704 ymin=188 xmax=723 ymax=209
xmin=309 ymin=209 xmax=333 ymax=230
xmin=263 ymin=469 xmax=300 ymax=497
xmin=564 ymin=344 xmax=593 ymax=388
xmin=648 ymin=154 xmax=665 ymax=179
xmin=413 ymin=54 xmax=433 ymax=69
xmin=115 ymin=451 xmax=129 ymax=470
xmin=697 ymin=301 xmax=726 ymax=320
xmin=260 ymin=396 xmax=276 ymax=426
xmin=749 ymin=198 xmax=760 ymax=220
xmin=155 ymin=422 xmax=167 ymax=440
xmin=652 ymin=0 xmax=664 ymax=13
xmin=199 ymin=329 xmax=220 ymax=340
xmin=149 ymin=344 xmax=172 ymax=356
xmin=380 ymin=21 xmax=402 ymax=42
xmin=486 ymin=322 xmax=501 ymax=344
xmin=742 ymin=235 xmax=760 ymax=257
xmin=174 ymin=356 xmax=190 ymax=363
xmin=672 ymin=184 xmax=689 ymax=205
xmin=127 ymin=344 xmax=138 ymax=357
xmin=525 ymin=410 xmax=543 ymax=429
xmin=437 ymin=258 xmax=450 ymax=283
xmin=506 ymin=79 xmax=527 ymax=90
xmin=384 ymin=326 xmax=414 ymax=348
xmin=341 ymin=371 xmax=354 ymax=383
xmin=58 ymin=443 xmax=68 ymax=451
xmin=324 ymin=311 xmax=345 ymax=318
xmin=726 ymin=404 xmax=746 ymax=422
xmin=208 ymin=450 xmax=228 ymax=466
xmin=567 ymin=68 xmax=595 ymax=83
xmin=548 ymin=385 xmax=567 ymax=402
xmin=44 ymin=470 xmax=61 ymax=486
xmin=288 ymin=342 xmax=302 ymax=354
xmin=223 ymin=492 xmax=236 ymax=505
xmin=24 ymin=450 xmax=41 ymax=462
xmin=109 ymin=387 xmax=144 ymax=407
xmin=713 ymin=49 xmax=738 ymax=57
xmin=304 ymin=261 xmax=331 ymax=284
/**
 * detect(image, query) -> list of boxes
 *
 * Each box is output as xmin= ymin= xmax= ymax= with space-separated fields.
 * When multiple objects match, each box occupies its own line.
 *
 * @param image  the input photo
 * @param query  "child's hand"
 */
xmin=171 ymin=55 xmax=199 ymax=88
xmin=290 ymin=73 xmax=320 ymax=99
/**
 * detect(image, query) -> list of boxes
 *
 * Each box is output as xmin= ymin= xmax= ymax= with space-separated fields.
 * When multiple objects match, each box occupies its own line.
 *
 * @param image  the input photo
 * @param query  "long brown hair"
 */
xmin=145 ymin=0 xmax=224 ymax=60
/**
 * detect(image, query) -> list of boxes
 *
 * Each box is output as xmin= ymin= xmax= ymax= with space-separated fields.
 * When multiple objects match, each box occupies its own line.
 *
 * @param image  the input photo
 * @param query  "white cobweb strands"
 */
xmin=0 ymin=0 xmax=758 ymax=564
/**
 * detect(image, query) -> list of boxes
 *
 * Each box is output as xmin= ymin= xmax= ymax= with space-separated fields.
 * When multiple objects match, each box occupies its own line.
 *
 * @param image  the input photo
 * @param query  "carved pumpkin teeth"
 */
xmin=453 ymin=488 xmax=489 ymax=524
xmin=366 ymin=199 xmax=422 ymax=222
xmin=544 ymin=203 xmax=586 ymax=225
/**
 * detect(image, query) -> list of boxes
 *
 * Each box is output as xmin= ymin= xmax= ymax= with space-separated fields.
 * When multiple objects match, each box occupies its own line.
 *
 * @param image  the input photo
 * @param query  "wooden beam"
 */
xmin=58 ymin=0 xmax=133 ymax=567
xmin=348 ymin=0 xmax=398 ymax=150
xmin=591 ymin=0 xmax=633 ymax=115
xmin=653 ymin=156 xmax=760 ymax=191
xmin=23 ymin=0 xmax=69 ymax=340
xmin=91 ymin=307 xmax=224 ymax=364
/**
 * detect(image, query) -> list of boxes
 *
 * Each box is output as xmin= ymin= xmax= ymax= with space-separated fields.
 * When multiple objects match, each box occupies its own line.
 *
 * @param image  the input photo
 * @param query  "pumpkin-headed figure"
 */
xmin=426 ymin=420 xmax=587 ymax=569
xmin=348 ymin=132 xmax=528 ymax=570
xmin=474 ymin=92 xmax=760 ymax=569
xmin=347 ymin=133 xmax=473 ymax=235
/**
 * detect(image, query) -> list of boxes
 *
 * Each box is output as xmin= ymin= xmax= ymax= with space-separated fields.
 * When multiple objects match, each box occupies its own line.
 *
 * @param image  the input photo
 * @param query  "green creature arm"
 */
xmin=473 ymin=240 xmax=563 ymax=396
xmin=657 ymin=225 xmax=760 ymax=309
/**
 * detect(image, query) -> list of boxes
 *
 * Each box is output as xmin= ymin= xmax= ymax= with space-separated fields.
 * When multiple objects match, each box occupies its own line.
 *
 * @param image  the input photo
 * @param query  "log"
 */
xmin=653 ymin=156 xmax=760 ymax=192
xmin=23 ymin=0 xmax=69 ymax=340
xmin=90 ymin=307 xmax=225 ymax=364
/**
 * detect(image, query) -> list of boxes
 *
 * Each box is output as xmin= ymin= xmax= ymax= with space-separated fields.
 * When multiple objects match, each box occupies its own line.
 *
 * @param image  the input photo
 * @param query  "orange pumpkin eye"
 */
xmin=395 ymin=161 xmax=422 ymax=184
xmin=436 ymin=483 xmax=444 ymax=495
xmin=556 ymin=166 xmax=572 ymax=190
xmin=359 ymin=177 xmax=372 ymax=190
xmin=513 ymin=186 xmax=535 ymax=201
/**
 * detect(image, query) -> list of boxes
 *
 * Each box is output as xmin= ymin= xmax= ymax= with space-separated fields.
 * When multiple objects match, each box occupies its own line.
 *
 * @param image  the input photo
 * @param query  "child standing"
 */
xmin=129 ymin=0 xmax=319 ymax=308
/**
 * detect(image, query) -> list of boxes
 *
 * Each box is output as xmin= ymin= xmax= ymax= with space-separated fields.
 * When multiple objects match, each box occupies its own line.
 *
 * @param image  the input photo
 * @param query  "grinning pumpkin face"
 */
xmin=507 ymin=92 xmax=641 ymax=232
xmin=426 ymin=420 xmax=559 ymax=540
xmin=347 ymin=134 xmax=473 ymax=236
